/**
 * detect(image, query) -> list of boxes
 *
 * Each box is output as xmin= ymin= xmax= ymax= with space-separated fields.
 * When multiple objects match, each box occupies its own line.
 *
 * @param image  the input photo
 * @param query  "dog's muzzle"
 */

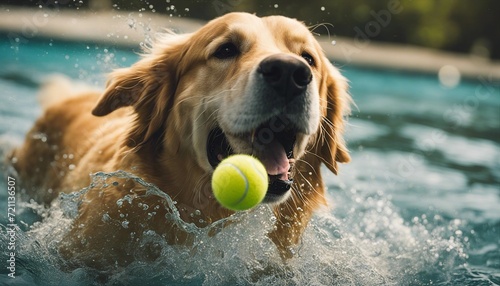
xmin=206 ymin=125 xmax=295 ymax=203
xmin=207 ymin=54 xmax=314 ymax=203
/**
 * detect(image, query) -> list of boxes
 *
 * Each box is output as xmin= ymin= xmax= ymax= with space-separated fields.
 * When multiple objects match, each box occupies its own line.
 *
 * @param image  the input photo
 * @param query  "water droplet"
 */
xmin=321 ymin=6 xmax=325 ymax=11
xmin=64 ymin=55 xmax=70 ymax=60
xmin=102 ymin=213 xmax=110 ymax=222
xmin=33 ymin=133 xmax=47 ymax=142
xmin=332 ymin=230 xmax=342 ymax=238
xmin=331 ymin=40 xmax=336 ymax=46
xmin=144 ymin=230 xmax=155 ymax=236
xmin=185 ymin=8 xmax=190 ymax=12
xmin=128 ymin=18 xmax=135 ymax=28
xmin=274 ymin=4 xmax=278 ymax=8
xmin=121 ymin=220 xmax=129 ymax=228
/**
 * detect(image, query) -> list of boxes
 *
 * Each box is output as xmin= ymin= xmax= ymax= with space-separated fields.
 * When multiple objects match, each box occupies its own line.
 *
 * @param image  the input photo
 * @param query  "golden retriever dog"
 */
xmin=9 ymin=12 xmax=350 ymax=269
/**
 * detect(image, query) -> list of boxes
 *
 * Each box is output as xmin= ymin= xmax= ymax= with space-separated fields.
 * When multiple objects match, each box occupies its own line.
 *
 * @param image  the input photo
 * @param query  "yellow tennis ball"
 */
xmin=212 ymin=154 xmax=268 ymax=211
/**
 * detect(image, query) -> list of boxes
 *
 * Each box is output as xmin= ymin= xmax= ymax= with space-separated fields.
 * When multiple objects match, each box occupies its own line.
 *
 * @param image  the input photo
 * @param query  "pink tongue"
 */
xmin=255 ymin=139 xmax=290 ymax=181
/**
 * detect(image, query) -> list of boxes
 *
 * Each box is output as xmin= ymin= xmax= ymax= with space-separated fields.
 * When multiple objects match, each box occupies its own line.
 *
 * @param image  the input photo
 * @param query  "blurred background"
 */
xmin=3 ymin=0 xmax=500 ymax=59
xmin=0 ymin=1 xmax=499 ymax=285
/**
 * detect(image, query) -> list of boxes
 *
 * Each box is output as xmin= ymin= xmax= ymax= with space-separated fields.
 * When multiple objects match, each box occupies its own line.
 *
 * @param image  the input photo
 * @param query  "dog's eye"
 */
xmin=301 ymin=52 xmax=315 ymax=66
xmin=213 ymin=43 xmax=240 ymax=59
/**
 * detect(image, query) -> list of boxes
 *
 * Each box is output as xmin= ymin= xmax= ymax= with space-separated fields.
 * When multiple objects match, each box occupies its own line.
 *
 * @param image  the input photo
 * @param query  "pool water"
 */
xmin=0 ymin=36 xmax=499 ymax=285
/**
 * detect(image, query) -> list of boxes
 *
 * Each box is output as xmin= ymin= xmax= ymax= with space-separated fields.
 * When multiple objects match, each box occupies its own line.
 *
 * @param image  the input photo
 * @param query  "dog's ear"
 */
xmin=92 ymin=34 xmax=187 ymax=147
xmin=91 ymin=66 xmax=147 ymax=117
xmin=316 ymin=61 xmax=351 ymax=174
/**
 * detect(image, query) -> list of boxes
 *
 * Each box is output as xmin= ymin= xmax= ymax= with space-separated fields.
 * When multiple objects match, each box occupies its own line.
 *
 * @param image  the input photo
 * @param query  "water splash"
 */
xmin=0 ymin=170 xmax=469 ymax=285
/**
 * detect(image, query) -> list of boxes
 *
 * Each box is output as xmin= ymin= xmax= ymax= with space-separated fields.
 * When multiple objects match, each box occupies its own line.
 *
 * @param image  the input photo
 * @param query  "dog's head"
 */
xmin=92 ymin=12 xmax=350 ymax=205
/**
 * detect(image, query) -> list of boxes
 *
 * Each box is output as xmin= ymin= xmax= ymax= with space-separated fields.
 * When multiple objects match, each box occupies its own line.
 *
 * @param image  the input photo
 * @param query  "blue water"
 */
xmin=0 ymin=35 xmax=499 ymax=285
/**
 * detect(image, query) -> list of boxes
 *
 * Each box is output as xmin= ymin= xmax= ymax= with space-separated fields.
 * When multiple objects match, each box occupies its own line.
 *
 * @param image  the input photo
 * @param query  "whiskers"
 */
xmin=276 ymin=157 xmax=326 ymax=213
xmin=308 ymin=22 xmax=335 ymax=39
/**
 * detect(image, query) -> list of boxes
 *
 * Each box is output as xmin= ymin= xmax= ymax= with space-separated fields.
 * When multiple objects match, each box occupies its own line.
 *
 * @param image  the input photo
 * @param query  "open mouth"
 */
xmin=207 ymin=118 xmax=297 ymax=203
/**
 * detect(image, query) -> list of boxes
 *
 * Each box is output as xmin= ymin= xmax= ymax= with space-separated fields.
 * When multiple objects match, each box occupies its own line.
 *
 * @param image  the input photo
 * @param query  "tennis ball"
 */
xmin=212 ymin=154 xmax=268 ymax=211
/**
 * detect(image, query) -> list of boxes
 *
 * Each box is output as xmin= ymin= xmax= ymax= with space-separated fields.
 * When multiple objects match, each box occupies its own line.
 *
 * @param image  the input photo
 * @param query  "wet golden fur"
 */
xmin=10 ymin=12 xmax=350 ymax=269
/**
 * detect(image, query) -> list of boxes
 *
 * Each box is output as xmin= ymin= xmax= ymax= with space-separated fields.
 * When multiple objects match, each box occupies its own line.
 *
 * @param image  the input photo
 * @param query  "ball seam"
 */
xmin=223 ymin=162 xmax=249 ymax=205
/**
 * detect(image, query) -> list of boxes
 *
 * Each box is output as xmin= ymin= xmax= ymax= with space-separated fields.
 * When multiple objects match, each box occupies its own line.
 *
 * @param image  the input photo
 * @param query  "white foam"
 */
xmin=0 ymin=171 xmax=468 ymax=285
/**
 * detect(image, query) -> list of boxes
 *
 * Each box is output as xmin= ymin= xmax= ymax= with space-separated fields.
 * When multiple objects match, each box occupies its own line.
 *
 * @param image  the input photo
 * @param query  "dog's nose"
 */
xmin=258 ymin=54 xmax=312 ymax=97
